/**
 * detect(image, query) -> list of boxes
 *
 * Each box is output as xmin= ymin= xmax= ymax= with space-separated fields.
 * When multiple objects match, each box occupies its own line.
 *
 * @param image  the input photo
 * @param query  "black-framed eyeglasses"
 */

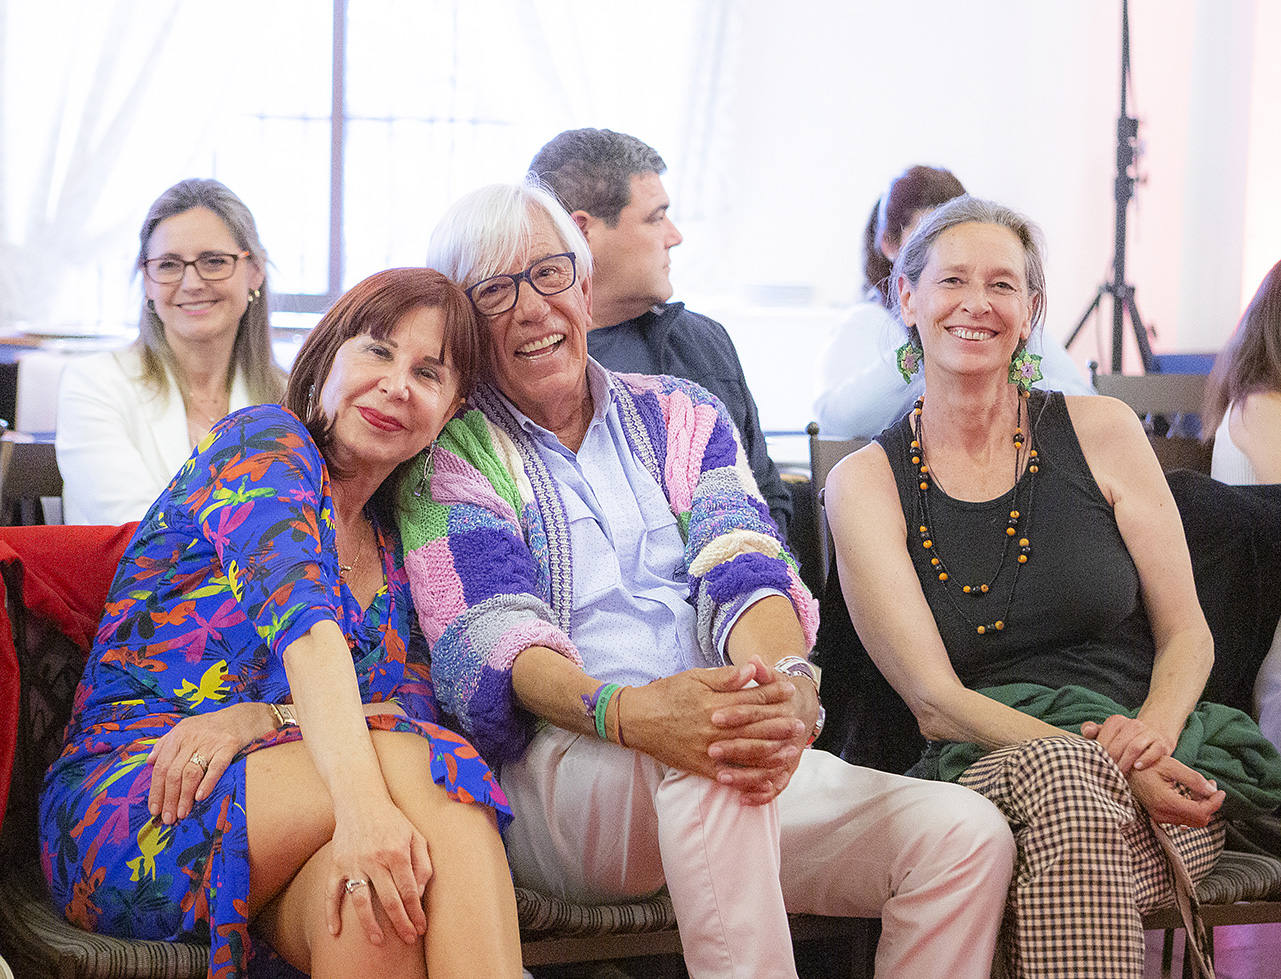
xmin=141 ymin=251 xmax=251 ymax=284
xmin=466 ymin=252 xmax=577 ymax=316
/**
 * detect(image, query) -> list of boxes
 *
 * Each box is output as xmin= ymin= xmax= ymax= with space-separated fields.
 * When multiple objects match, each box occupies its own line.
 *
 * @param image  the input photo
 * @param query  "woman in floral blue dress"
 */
xmin=40 ymin=268 xmax=522 ymax=978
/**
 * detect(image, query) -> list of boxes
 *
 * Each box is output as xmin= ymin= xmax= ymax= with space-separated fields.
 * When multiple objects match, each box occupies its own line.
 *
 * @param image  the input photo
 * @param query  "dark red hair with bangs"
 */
xmin=285 ymin=267 xmax=481 ymax=485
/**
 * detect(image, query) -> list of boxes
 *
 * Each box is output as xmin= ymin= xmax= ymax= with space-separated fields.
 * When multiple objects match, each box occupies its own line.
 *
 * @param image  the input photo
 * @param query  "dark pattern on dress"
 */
xmin=39 ymin=404 xmax=509 ymax=978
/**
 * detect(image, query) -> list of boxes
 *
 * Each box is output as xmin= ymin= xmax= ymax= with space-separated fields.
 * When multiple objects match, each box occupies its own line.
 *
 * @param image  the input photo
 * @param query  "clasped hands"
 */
xmin=1081 ymin=713 xmax=1225 ymax=827
xmin=624 ymin=656 xmax=815 ymax=806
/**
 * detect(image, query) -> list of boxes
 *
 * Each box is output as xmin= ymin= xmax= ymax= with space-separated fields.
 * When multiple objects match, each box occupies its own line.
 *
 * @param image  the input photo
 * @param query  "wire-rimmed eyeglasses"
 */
xmin=141 ymin=251 xmax=251 ymax=284
xmin=466 ymin=252 xmax=577 ymax=316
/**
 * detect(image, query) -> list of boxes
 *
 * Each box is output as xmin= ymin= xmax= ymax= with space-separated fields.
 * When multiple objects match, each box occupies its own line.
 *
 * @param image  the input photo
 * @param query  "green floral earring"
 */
xmin=1008 ymin=347 xmax=1043 ymax=391
xmin=895 ymin=340 xmax=924 ymax=384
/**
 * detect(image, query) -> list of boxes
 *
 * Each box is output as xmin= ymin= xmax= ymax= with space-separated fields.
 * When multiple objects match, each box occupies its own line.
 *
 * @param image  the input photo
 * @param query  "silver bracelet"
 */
xmin=772 ymin=656 xmax=825 ymax=745
xmin=773 ymin=655 xmax=819 ymax=692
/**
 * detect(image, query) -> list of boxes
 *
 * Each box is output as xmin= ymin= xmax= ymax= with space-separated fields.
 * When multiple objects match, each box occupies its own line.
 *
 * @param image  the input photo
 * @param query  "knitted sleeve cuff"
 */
xmin=429 ymin=594 xmax=582 ymax=762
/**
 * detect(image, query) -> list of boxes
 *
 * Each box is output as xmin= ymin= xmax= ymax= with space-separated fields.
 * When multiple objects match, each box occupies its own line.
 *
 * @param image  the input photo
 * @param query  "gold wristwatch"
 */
xmin=269 ymin=702 xmax=298 ymax=729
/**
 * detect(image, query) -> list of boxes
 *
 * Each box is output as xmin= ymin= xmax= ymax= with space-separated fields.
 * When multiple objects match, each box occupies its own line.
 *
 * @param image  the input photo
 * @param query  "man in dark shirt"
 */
xmin=529 ymin=128 xmax=792 ymax=537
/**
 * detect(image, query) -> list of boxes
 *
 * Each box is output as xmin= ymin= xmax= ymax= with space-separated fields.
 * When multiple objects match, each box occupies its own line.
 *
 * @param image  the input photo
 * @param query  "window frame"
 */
xmin=272 ymin=0 xmax=346 ymax=315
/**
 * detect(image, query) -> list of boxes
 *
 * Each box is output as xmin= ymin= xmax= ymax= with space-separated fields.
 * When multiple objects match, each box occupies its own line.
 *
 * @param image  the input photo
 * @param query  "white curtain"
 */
xmin=0 ymin=0 xmax=248 ymax=334
xmin=337 ymin=0 xmax=729 ymax=286
xmin=6 ymin=0 xmax=1275 ymax=366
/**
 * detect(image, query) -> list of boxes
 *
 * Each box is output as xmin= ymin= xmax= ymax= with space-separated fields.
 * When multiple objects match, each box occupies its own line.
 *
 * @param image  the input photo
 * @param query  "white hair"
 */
xmin=427 ymin=179 xmax=593 ymax=288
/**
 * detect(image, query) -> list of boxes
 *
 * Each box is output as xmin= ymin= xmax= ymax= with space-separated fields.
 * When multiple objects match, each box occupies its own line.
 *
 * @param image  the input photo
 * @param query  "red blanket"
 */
xmin=0 ymin=524 xmax=137 ymax=819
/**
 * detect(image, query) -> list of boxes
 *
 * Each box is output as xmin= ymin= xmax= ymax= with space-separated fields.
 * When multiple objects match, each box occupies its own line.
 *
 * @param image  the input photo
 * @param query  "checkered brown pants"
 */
xmin=959 ymin=736 xmax=1225 ymax=978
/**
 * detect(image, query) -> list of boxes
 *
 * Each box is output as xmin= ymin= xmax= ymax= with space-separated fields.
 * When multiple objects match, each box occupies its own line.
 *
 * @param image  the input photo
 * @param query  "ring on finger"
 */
xmin=188 ymin=751 xmax=210 ymax=773
xmin=344 ymin=878 xmax=369 ymax=894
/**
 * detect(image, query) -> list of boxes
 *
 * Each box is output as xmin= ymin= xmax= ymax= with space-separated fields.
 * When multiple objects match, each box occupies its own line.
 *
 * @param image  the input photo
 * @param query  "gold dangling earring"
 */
xmin=248 ymin=288 xmax=261 ymax=305
xmin=413 ymin=441 xmax=437 ymax=497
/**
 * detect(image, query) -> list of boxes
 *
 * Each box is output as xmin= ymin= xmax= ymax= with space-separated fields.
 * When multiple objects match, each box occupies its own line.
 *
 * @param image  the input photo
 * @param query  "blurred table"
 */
xmin=0 ymin=332 xmax=129 ymax=430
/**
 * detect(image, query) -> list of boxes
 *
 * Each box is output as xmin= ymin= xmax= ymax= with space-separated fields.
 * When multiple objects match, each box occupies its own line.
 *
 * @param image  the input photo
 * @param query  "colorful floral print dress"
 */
xmin=39 ymin=404 xmax=510 ymax=978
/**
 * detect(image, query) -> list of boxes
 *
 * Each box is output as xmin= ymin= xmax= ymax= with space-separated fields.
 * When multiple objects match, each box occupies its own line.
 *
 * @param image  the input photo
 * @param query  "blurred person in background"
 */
xmin=1204 ymin=258 xmax=1281 ymax=484
xmin=57 ymin=178 xmax=285 ymax=525
xmin=813 ymin=165 xmax=1093 ymax=440
xmin=530 ymin=127 xmax=793 ymax=538
xmin=1204 ymin=258 xmax=1281 ymax=747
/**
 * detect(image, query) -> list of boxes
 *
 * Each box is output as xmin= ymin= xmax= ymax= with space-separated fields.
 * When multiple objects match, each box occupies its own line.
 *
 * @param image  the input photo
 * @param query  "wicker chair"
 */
xmin=0 ymin=525 xmax=208 ymax=978
xmin=0 ymin=525 xmax=866 ymax=977
xmin=1143 ymin=849 xmax=1281 ymax=978
xmin=0 ymin=434 xmax=61 ymax=526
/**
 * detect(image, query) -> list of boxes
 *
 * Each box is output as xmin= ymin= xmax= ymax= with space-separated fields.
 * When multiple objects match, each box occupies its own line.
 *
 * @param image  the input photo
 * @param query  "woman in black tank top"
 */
xmin=823 ymin=195 xmax=1242 ymax=978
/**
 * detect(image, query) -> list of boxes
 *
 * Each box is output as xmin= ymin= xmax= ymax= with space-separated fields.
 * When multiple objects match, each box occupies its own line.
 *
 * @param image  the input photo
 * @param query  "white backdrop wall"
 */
xmin=1240 ymin=0 xmax=1281 ymax=310
xmin=672 ymin=0 xmax=1273 ymax=373
xmin=2 ymin=0 xmax=1277 ymax=431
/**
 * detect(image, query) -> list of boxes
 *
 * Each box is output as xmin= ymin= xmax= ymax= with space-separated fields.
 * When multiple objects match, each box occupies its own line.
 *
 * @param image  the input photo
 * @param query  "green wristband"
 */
xmin=594 ymin=683 xmax=621 ymax=740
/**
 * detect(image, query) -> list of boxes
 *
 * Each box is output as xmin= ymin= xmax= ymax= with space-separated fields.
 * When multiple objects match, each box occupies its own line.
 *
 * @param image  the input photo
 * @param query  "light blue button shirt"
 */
xmin=495 ymin=360 xmax=774 ymax=685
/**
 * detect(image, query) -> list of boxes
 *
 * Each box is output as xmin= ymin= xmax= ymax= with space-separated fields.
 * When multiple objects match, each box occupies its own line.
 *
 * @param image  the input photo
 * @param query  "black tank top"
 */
xmin=876 ymin=390 xmax=1154 ymax=708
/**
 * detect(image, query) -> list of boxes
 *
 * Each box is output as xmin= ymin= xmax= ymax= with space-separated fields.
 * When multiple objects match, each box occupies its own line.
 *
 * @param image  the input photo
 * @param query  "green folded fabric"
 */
xmin=936 ymin=683 xmax=1281 ymax=819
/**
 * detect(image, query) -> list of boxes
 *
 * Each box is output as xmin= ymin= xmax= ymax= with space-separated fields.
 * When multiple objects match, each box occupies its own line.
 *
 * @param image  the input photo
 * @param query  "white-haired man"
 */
xmin=399 ymin=181 xmax=1014 ymax=979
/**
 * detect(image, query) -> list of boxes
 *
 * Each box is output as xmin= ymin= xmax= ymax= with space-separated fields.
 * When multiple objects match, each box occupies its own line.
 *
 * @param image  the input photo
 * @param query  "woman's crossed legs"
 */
xmin=245 ymin=732 xmax=521 ymax=979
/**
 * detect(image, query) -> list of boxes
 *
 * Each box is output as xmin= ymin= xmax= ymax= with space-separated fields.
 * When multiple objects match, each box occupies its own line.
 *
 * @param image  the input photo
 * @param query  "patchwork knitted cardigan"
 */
xmin=398 ymin=371 xmax=818 ymax=764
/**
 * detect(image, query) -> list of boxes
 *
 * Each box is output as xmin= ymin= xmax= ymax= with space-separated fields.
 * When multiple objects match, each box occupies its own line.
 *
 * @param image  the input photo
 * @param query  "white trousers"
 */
xmin=501 ymin=727 xmax=1014 ymax=978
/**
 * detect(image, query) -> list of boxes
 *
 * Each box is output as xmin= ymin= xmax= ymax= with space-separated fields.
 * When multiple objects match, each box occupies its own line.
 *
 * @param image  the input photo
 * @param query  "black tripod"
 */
xmin=1065 ymin=0 xmax=1156 ymax=373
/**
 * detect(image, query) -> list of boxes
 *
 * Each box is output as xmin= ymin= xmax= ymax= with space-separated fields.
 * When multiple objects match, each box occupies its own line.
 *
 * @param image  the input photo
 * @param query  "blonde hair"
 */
xmin=135 ymin=178 xmax=285 ymax=405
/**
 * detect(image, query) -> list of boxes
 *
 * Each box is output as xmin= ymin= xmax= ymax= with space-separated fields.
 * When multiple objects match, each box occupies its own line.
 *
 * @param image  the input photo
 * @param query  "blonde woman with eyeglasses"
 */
xmin=56 ymin=178 xmax=285 ymax=524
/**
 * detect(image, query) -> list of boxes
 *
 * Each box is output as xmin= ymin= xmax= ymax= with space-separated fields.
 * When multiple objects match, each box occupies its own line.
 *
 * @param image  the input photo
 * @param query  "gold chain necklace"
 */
xmin=186 ymin=390 xmax=229 ymax=431
xmin=338 ymin=516 xmax=375 ymax=581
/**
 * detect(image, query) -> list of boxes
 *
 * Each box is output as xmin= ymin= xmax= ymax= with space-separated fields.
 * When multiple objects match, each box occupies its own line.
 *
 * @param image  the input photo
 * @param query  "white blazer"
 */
xmin=56 ymin=347 xmax=254 ymax=525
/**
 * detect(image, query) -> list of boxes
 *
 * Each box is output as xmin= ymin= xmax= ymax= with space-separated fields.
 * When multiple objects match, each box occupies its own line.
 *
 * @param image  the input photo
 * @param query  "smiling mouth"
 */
xmin=948 ymin=326 xmax=996 ymax=341
xmin=176 ymin=300 xmax=218 ymax=311
xmin=516 ymin=333 xmax=565 ymax=358
xmin=357 ymin=406 xmax=405 ymax=432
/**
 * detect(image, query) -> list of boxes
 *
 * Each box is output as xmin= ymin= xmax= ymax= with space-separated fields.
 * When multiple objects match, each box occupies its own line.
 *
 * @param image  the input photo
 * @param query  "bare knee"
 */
xmin=369 ymin=731 xmax=436 ymax=795
xmin=370 ymin=731 xmax=500 ymax=835
xmin=259 ymin=839 xmax=429 ymax=979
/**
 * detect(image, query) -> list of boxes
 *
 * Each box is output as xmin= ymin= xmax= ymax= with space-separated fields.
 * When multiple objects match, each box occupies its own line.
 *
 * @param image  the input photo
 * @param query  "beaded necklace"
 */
xmin=911 ymin=391 xmax=1038 ymax=636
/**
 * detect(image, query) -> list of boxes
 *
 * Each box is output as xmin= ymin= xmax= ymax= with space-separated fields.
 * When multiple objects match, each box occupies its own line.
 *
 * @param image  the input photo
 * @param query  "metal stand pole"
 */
xmin=1065 ymin=0 xmax=1156 ymax=373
